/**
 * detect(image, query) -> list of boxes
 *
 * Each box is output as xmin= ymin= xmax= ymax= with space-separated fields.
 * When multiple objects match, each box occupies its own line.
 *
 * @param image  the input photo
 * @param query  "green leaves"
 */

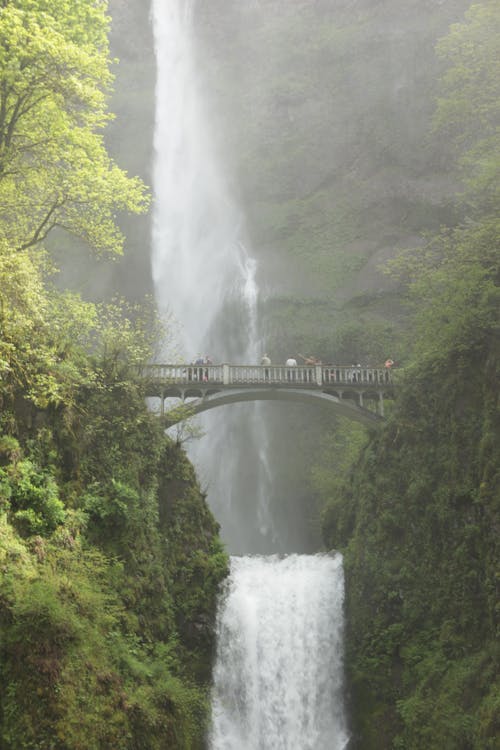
xmin=0 ymin=239 xmax=99 ymax=412
xmin=389 ymin=5 xmax=500 ymax=373
xmin=389 ymin=217 xmax=500 ymax=370
xmin=435 ymin=3 xmax=500 ymax=143
xmin=0 ymin=0 xmax=149 ymax=254
xmin=434 ymin=1 xmax=500 ymax=210
xmin=1 ymin=457 xmax=65 ymax=535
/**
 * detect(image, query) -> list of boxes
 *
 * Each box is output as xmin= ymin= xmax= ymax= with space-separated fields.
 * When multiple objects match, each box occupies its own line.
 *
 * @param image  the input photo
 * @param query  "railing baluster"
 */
xmin=139 ymin=363 xmax=394 ymax=390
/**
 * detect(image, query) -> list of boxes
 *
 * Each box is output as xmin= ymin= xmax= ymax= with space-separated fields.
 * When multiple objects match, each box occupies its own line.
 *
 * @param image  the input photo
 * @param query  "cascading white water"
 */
xmin=151 ymin=0 xmax=275 ymax=551
xmin=151 ymin=3 xmax=348 ymax=746
xmin=150 ymin=0 xmax=245 ymax=357
xmin=210 ymin=554 xmax=350 ymax=750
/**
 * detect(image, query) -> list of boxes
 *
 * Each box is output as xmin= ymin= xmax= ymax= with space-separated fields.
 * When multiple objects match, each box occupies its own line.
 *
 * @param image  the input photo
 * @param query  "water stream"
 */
xmin=151 ymin=1 xmax=348 ymax=746
xmin=150 ymin=0 xmax=275 ymax=553
xmin=210 ymin=555 xmax=349 ymax=750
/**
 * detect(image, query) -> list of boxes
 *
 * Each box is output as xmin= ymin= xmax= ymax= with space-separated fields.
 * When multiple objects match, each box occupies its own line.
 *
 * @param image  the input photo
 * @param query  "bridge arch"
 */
xmin=159 ymin=387 xmax=385 ymax=428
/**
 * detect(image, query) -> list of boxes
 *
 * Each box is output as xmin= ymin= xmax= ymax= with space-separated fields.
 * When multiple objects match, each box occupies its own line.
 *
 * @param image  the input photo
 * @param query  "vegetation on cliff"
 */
xmin=195 ymin=0 xmax=471 ymax=349
xmin=0 ymin=2 xmax=227 ymax=747
xmin=320 ymin=3 xmax=500 ymax=747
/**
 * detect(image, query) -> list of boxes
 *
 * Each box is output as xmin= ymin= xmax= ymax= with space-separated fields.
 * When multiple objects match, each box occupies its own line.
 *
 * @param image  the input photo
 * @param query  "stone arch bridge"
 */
xmin=140 ymin=363 xmax=395 ymax=428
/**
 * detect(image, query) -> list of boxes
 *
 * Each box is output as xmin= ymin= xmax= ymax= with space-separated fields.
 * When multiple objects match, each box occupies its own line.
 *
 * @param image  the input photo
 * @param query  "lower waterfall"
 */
xmin=209 ymin=554 xmax=349 ymax=750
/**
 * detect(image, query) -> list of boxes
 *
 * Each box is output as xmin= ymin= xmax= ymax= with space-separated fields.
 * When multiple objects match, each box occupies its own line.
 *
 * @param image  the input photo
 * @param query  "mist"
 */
xmin=103 ymin=0 xmax=471 ymax=553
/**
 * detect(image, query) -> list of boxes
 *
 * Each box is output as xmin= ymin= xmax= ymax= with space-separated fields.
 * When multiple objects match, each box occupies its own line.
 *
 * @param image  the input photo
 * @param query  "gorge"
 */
xmin=0 ymin=0 xmax=498 ymax=748
xmin=139 ymin=1 xmax=500 ymax=746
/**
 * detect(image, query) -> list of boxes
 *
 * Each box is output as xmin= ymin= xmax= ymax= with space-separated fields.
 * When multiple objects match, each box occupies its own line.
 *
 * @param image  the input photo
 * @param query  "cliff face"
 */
xmin=107 ymin=0 xmax=155 ymax=186
xmin=322 ymin=335 xmax=499 ymax=748
xmin=0 ymin=368 xmax=227 ymax=749
xmin=104 ymin=0 xmax=156 ymax=298
xmin=102 ymin=0 xmax=470 ymax=353
xmin=192 ymin=0 xmax=470 ymax=338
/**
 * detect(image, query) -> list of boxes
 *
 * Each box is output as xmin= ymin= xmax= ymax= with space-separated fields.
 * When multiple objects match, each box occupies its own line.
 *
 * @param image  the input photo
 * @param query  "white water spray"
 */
xmin=151 ymin=3 xmax=348 ymax=745
xmin=151 ymin=0 xmax=275 ymax=550
xmin=210 ymin=555 xmax=349 ymax=750
xmin=151 ymin=0 xmax=244 ymax=358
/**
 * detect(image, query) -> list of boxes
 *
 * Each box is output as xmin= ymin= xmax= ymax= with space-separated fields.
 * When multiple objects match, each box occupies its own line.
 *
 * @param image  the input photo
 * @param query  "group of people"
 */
xmin=260 ymin=354 xmax=396 ymax=383
xmin=183 ymin=354 xmax=395 ymax=384
xmin=260 ymin=353 xmax=319 ymax=382
xmin=261 ymin=354 xmax=395 ymax=368
xmin=188 ymin=355 xmax=213 ymax=382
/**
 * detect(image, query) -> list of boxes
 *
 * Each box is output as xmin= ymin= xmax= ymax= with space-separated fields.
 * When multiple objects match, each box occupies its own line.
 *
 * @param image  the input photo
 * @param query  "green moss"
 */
xmin=322 ymin=340 xmax=499 ymax=748
xmin=0 ymin=342 xmax=228 ymax=748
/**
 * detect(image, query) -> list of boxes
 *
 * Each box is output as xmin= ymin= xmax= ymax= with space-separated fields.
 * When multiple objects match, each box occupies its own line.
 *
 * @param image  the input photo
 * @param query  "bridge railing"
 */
xmin=140 ymin=363 xmax=224 ymax=383
xmin=322 ymin=366 xmax=391 ymax=385
xmin=229 ymin=364 xmax=319 ymax=384
xmin=140 ymin=364 xmax=392 ymax=387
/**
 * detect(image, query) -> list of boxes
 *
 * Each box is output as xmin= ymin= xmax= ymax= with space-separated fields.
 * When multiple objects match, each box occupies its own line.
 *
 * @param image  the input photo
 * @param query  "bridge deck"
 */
xmin=140 ymin=363 xmax=394 ymax=391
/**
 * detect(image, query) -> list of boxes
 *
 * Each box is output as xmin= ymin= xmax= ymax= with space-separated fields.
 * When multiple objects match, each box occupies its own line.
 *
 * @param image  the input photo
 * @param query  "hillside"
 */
xmin=0 ymin=2 xmax=227 ymax=746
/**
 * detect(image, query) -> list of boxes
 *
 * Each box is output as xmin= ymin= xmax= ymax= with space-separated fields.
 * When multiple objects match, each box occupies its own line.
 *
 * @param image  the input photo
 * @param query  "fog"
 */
xmin=102 ymin=0 xmax=471 ymax=552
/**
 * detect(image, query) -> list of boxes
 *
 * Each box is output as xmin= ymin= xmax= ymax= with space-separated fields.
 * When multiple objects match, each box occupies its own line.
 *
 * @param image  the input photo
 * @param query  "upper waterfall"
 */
xmin=151 ymin=0 xmax=249 ymax=360
xmin=150 ymin=0 xmax=281 ymax=551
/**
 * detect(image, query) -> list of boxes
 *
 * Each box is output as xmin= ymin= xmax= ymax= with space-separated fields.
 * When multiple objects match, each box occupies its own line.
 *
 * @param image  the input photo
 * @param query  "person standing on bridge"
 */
xmin=286 ymin=356 xmax=297 ymax=381
xmin=384 ymin=358 xmax=394 ymax=383
xmin=298 ymin=353 xmax=320 ymax=366
xmin=203 ymin=355 xmax=212 ymax=382
xmin=298 ymin=353 xmax=321 ymax=382
xmin=261 ymin=353 xmax=271 ymax=380
xmin=194 ymin=355 xmax=204 ymax=381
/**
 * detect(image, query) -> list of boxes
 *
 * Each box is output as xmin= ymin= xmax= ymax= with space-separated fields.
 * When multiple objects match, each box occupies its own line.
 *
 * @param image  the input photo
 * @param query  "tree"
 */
xmin=0 ymin=239 xmax=99 ymax=412
xmin=0 ymin=0 xmax=148 ymax=254
xmin=434 ymin=1 xmax=500 ymax=212
xmin=388 ymin=1 xmax=500 ymax=365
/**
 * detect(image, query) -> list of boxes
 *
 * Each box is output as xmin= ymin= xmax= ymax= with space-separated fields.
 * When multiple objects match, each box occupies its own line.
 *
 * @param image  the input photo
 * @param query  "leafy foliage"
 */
xmin=0 ymin=327 xmax=228 ymax=748
xmin=0 ymin=0 xmax=148 ymax=254
xmin=0 ymin=2 xmax=228 ymax=747
xmin=434 ymin=0 xmax=500 ymax=211
xmin=0 ymin=240 xmax=98 ymax=413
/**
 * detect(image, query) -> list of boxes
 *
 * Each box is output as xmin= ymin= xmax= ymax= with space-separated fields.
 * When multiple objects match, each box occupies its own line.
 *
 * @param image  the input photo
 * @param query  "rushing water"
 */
xmin=210 ymin=555 xmax=349 ymax=750
xmin=150 ymin=0 xmax=275 ymax=552
xmin=151 ymin=2 xmax=348 ymax=746
xmin=150 ymin=0 xmax=245 ymax=358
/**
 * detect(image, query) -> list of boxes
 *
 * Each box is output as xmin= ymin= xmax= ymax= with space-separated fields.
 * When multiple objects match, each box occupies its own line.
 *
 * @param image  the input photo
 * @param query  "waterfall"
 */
xmin=210 ymin=555 xmax=349 ymax=750
xmin=150 ymin=0 xmax=245 ymax=358
xmin=151 ymin=2 xmax=348 ymax=746
xmin=150 ymin=0 xmax=275 ymax=551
